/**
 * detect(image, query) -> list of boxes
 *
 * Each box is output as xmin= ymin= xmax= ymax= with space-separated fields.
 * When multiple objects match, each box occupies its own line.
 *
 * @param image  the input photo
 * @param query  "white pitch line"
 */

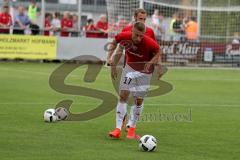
xmin=167 ymin=66 xmax=240 ymax=70
xmin=0 ymin=102 xmax=239 ymax=107
xmin=146 ymin=103 xmax=240 ymax=107
xmin=0 ymin=67 xmax=50 ymax=76
xmin=0 ymin=67 xmax=86 ymax=78
xmin=1 ymin=67 xmax=239 ymax=82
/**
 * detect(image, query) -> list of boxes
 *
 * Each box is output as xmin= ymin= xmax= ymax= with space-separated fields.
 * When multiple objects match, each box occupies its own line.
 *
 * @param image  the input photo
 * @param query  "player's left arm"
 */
xmin=110 ymin=43 xmax=124 ymax=80
xmin=107 ymin=37 xmax=124 ymax=80
xmin=106 ymin=39 xmax=118 ymax=65
xmin=144 ymin=49 xmax=163 ymax=79
xmin=155 ymin=50 xmax=164 ymax=80
xmin=144 ymin=37 xmax=164 ymax=79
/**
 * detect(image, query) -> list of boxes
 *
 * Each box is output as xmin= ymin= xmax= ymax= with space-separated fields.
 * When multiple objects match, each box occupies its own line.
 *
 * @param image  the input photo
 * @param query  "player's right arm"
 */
xmin=106 ymin=39 xmax=117 ymax=65
xmin=108 ymin=40 xmax=124 ymax=80
xmin=107 ymin=25 xmax=130 ymax=65
xmin=108 ymin=32 xmax=129 ymax=79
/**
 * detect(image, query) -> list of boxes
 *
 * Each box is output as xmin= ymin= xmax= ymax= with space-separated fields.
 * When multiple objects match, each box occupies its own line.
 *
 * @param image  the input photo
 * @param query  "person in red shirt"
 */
xmin=107 ymin=9 xmax=157 ymax=132
xmin=61 ymin=11 xmax=73 ymax=37
xmin=122 ymin=8 xmax=156 ymax=41
xmin=107 ymin=8 xmax=156 ymax=65
xmin=0 ymin=5 xmax=12 ymax=34
xmin=44 ymin=13 xmax=53 ymax=36
xmin=108 ymin=22 xmax=163 ymax=139
xmin=96 ymin=14 xmax=108 ymax=38
xmin=84 ymin=19 xmax=98 ymax=38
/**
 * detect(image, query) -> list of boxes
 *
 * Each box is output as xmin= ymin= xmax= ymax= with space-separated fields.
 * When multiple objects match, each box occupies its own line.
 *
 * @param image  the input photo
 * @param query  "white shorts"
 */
xmin=119 ymin=64 xmax=152 ymax=98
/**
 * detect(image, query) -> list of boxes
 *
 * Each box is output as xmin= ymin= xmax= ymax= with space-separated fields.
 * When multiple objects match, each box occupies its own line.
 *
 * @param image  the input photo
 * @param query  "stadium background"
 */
xmin=0 ymin=0 xmax=239 ymax=65
xmin=0 ymin=1 xmax=240 ymax=160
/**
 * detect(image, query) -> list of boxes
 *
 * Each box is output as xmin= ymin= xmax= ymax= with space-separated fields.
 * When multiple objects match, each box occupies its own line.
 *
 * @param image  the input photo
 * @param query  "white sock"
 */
xmin=127 ymin=104 xmax=144 ymax=128
xmin=116 ymin=102 xmax=127 ymax=130
xmin=126 ymin=105 xmax=135 ymax=127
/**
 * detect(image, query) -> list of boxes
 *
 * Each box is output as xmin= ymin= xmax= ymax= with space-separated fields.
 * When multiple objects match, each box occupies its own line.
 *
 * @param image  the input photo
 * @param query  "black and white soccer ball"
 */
xmin=55 ymin=107 xmax=69 ymax=121
xmin=43 ymin=108 xmax=58 ymax=122
xmin=139 ymin=135 xmax=157 ymax=152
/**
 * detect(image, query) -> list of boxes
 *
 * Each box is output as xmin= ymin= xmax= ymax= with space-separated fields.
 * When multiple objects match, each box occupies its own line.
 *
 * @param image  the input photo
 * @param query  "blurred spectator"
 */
xmin=44 ymin=13 xmax=53 ymax=36
xmin=30 ymin=23 xmax=39 ymax=35
xmin=29 ymin=7 xmax=40 ymax=35
xmin=28 ymin=0 xmax=37 ymax=23
xmin=151 ymin=9 xmax=166 ymax=40
xmin=84 ymin=18 xmax=98 ymax=38
xmin=1 ymin=0 xmax=14 ymax=25
xmin=13 ymin=6 xmax=31 ymax=34
xmin=169 ymin=12 xmax=177 ymax=41
xmin=116 ymin=15 xmax=128 ymax=32
xmin=0 ymin=4 xmax=12 ymax=34
xmin=51 ymin=12 xmax=61 ymax=36
xmin=35 ymin=8 xmax=42 ymax=27
xmin=232 ymin=32 xmax=240 ymax=44
xmin=96 ymin=14 xmax=108 ymax=38
xmin=172 ymin=13 xmax=185 ymax=41
xmin=184 ymin=16 xmax=198 ymax=41
xmin=151 ymin=9 xmax=161 ymax=32
xmin=71 ymin=14 xmax=78 ymax=37
xmin=107 ymin=19 xmax=117 ymax=38
xmin=60 ymin=11 xmax=73 ymax=37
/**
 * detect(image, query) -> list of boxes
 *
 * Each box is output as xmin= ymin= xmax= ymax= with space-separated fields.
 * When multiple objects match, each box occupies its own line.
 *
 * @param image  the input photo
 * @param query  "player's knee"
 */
xmin=135 ymin=97 xmax=143 ymax=106
xmin=119 ymin=90 xmax=130 ymax=103
xmin=119 ymin=94 xmax=128 ymax=103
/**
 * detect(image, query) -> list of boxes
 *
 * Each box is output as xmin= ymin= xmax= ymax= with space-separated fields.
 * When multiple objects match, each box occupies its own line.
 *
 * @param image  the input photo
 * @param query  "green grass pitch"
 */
xmin=0 ymin=62 xmax=239 ymax=160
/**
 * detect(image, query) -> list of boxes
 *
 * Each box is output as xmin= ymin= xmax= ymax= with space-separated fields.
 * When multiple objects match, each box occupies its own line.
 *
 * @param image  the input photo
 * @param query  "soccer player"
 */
xmin=108 ymin=22 xmax=163 ymax=139
xmin=121 ymin=8 xmax=155 ymax=40
xmin=107 ymin=8 xmax=157 ymax=131
xmin=107 ymin=8 xmax=155 ymax=64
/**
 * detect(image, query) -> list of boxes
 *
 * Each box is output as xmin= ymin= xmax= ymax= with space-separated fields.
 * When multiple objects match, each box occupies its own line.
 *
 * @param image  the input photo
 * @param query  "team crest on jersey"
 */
xmin=127 ymin=50 xmax=143 ymax=58
xmin=132 ymin=45 xmax=138 ymax=51
xmin=127 ymin=46 xmax=143 ymax=58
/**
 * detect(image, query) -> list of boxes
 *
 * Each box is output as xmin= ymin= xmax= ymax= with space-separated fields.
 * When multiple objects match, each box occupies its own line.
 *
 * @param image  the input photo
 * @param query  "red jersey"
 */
xmin=44 ymin=19 xmax=51 ymax=36
xmin=96 ymin=21 xmax=108 ymax=38
xmin=61 ymin=18 xmax=73 ymax=37
xmin=85 ymin=24 xmax=98 ymax=38
xmin=115 ymin=32 xmax=159 ymax=73
xmin=122 ymin=24 xmax=156 ymax=41
xmin=0 ymin=13 xmax=12 ymax=33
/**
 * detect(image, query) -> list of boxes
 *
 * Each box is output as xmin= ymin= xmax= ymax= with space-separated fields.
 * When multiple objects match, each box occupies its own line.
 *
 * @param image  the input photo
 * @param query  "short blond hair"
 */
xmin=133 ymin=21 xmax=146 ymax=32
xmin=134 ymin=8 xmax=146 ymax=17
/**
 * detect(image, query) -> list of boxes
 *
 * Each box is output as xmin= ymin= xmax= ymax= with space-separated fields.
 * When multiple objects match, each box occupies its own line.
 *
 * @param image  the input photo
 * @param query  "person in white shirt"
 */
xmin=151 ymin=9 xmax=165 ymax=40
xmin=232 ymin=32 xmax=240 ymax=44
xmin=51 ymin=12 xmax=61 ymax=36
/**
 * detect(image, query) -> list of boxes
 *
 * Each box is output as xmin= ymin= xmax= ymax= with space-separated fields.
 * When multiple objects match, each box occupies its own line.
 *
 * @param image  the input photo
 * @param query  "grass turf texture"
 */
xmin=0 ymin=62 xmax=239 ymax=160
